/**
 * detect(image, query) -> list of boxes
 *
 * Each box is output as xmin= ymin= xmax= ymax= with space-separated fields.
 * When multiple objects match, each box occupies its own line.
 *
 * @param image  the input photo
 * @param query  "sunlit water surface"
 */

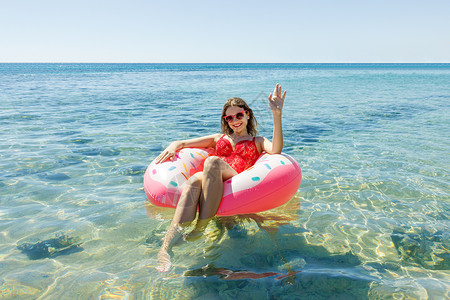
xmin=0 ymin=63 xmax=449 ymax=299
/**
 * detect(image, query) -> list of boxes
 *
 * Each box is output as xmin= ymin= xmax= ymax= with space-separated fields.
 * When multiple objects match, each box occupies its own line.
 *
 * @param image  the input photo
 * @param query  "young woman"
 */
xmin=155 ymin=83 xmax=286 ymax=272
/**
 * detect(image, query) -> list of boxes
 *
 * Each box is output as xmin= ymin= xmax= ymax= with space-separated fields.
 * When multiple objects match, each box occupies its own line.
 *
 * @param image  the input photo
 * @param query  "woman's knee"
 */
xmin=203 ymin=156 xmax=222 ymax=173
xmin=178 ymin=173 xmax=202 ymax=208
xmin=185 ymin=173 xmax=202 ymax=190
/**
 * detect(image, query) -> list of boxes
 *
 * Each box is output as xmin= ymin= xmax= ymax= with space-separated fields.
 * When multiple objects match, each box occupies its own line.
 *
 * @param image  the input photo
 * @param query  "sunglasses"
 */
xmin=223 ymin=110 xmax=247 ymax=123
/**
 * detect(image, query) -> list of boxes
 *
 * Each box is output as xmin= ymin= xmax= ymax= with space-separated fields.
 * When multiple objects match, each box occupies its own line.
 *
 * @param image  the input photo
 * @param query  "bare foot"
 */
xmin=156 ymin=249 xmax=172 ymax=272
xmin=156 ymin=223 xmax=188 ymax=272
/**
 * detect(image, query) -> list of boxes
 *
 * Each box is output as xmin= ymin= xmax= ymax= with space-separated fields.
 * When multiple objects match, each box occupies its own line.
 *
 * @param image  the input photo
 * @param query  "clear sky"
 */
xmin=1 ymin=0 xmax=449 ymax=63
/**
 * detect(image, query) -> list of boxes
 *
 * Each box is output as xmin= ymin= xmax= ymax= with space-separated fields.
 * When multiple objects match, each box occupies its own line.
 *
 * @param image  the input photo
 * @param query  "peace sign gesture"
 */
xmin=268 ymin=83 xmax=286 ymax=113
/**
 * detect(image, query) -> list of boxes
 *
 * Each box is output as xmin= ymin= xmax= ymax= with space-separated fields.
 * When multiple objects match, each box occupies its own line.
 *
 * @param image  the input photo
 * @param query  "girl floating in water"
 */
xmin=155 ymin=84 xmax=286 ymax=272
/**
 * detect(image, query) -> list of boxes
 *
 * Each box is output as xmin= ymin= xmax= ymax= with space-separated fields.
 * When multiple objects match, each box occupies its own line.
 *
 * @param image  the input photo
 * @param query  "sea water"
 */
xmin=0 ymin=63 xmax=449 ymax=299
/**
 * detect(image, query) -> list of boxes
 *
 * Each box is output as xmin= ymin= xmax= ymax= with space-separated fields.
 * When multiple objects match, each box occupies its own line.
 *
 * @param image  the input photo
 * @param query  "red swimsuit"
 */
xmin=214 ymin=135 xmax=260 ymax=173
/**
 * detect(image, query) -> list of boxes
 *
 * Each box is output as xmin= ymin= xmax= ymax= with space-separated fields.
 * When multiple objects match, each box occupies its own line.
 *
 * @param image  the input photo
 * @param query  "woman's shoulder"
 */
xmin=211 ymin=133 xmax=226 ymax=142
xmin=254 ymin=136 xmax=266 ymax=150
xmin=254 ymin=136 xmax=266 ymax=143
xmin=254 ymin=136 xmax=272 ymax=153
xmin=214 ymin=133 xmax=225 ymax=138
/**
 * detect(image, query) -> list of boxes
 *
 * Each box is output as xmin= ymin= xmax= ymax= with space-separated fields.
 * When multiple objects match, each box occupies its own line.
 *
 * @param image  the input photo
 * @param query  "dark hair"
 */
xmin=221 ymin=97 xmax=258 ymax=136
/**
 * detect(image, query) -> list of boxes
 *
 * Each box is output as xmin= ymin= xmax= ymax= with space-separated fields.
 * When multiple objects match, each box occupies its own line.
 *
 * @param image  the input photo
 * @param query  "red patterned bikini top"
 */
xmin=214 ymin=135 xmax=260 ymax=173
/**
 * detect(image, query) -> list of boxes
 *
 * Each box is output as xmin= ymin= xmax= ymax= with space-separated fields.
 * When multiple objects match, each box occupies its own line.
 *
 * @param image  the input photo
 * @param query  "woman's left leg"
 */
xmin=157 ymin=173 xmax=203 ymax=272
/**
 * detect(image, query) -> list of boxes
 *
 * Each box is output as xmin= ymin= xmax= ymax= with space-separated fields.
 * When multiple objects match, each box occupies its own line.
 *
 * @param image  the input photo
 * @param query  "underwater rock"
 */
xmin=119 ymin=165 xmax=147 ymax=176
xmin=38 ymin=173 xmax=71 ymax=181
xmin=55 ymin=158 xmax=84 ymax=167
xmin=67 ymin=138 xmax=94 ymax=144
xmin=76 ymin=148 xmax=120 ymax=157
xmin=391 ymin=225 xmax=449 ymax=270
xmin=53 ymin=130 xmax=81 ymax=136
xmin=221 ymin=219 xmax=248 ymax=239
xmin=6 ymin=168 xmax=41 ymax=178
xmin=285 ymin=124 xmax=332 ymax=145
xmin=240 ymin=253 xmax=277 ymax=269
xmin=17 ymin=234 xmax=83 ymax=260
xmin=149 ymin=145 xmax=163 ymax=152
xmin=363 ymin=103 xmax=429 ymax=122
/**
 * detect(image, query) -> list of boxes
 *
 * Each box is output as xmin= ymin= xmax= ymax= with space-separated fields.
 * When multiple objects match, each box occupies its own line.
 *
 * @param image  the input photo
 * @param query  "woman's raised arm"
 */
xmin=262 ymin=83 xmax=286 ymax=154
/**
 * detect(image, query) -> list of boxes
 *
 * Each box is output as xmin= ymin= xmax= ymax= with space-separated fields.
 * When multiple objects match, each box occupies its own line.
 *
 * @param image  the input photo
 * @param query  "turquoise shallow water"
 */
xmin=0 ymin=63 xmax=449 ymax=299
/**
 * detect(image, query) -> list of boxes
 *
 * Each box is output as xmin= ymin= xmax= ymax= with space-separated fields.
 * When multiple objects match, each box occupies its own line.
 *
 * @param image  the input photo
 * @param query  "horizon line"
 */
xmin=1 ymin=61 xmax=450 ymax=64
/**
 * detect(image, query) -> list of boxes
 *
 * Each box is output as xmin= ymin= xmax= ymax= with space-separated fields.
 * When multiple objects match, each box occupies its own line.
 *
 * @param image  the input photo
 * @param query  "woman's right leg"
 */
xmin=157 ymin=172 xmax=203 ymax=272
xmin=190 ymin=157 xmax=237 ymax=234
xmin=199 ymin=156 xmax=237 ymax=220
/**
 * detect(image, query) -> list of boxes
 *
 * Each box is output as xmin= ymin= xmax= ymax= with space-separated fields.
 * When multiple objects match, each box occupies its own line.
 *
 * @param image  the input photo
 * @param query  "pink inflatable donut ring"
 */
xmin=144 ymin=148 xmax=302 ymax=216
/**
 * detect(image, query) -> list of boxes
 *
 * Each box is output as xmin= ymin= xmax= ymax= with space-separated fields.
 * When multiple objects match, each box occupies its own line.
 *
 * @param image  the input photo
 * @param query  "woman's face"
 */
xmin=225 ymin=106 xmax=249 ymax=135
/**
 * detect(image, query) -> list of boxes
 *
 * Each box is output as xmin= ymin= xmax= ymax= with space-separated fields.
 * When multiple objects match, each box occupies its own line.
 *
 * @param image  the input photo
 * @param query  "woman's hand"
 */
xmin=266 ymin=83 xmax=285 ymax=154
xmin=155 ymin=141 xmax=181 ymax=164
xmin=268 ymin=83 xmax=286 ymax=113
